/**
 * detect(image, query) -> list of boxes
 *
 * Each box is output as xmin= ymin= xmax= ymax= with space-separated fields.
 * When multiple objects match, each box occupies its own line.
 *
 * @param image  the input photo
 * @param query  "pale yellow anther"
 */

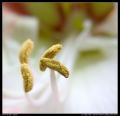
xmin=21 ymin=63 xmax=33 ymax=92
xmin=40 ymin=44 xmax=62 ymax=71
xmin=40 ymin=58 xmax=69 ymax=78
xmin=19 ymin=39 xmax=33 ymax=64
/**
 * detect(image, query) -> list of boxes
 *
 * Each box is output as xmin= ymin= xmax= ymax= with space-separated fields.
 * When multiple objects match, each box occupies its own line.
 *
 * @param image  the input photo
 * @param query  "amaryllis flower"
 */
xmin=2 ymin=3 xmax=118 ymax=114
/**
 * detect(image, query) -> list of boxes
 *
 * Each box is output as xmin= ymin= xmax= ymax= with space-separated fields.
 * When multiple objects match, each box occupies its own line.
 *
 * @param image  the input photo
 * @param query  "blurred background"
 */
xmin=2 ymin=2 xmax=118 ymax=114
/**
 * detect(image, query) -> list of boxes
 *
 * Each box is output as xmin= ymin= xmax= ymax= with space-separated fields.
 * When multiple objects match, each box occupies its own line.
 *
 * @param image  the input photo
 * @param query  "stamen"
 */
xmin=19 ymin=39 xmax=52 ymax=107
xmin=19 ymin=40 xmax=70 ymax=107
xmin=39 ymin=44 xmax=70 ymax=103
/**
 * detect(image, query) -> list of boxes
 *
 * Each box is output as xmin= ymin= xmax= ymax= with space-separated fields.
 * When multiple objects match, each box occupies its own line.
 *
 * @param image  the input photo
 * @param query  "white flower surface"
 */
xmin=2 ymin=9 xmax=118 ymax=114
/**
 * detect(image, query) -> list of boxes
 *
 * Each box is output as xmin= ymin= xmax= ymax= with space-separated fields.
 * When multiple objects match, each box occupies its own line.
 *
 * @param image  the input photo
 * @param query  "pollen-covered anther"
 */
xmin=21 ymin=63 xmax=33 ymax=93
xmin=40 ymin=58 xmax=69 ymax=78
xmin=40 ymin=44 xmax=62 ymax=71
xmin=19 ymin=39 xmax=34 ymax=64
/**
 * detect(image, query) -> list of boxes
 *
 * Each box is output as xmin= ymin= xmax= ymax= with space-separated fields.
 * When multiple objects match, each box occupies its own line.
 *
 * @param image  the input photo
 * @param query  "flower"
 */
xmin=2 ymin=4 xmax=118 ymax=114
